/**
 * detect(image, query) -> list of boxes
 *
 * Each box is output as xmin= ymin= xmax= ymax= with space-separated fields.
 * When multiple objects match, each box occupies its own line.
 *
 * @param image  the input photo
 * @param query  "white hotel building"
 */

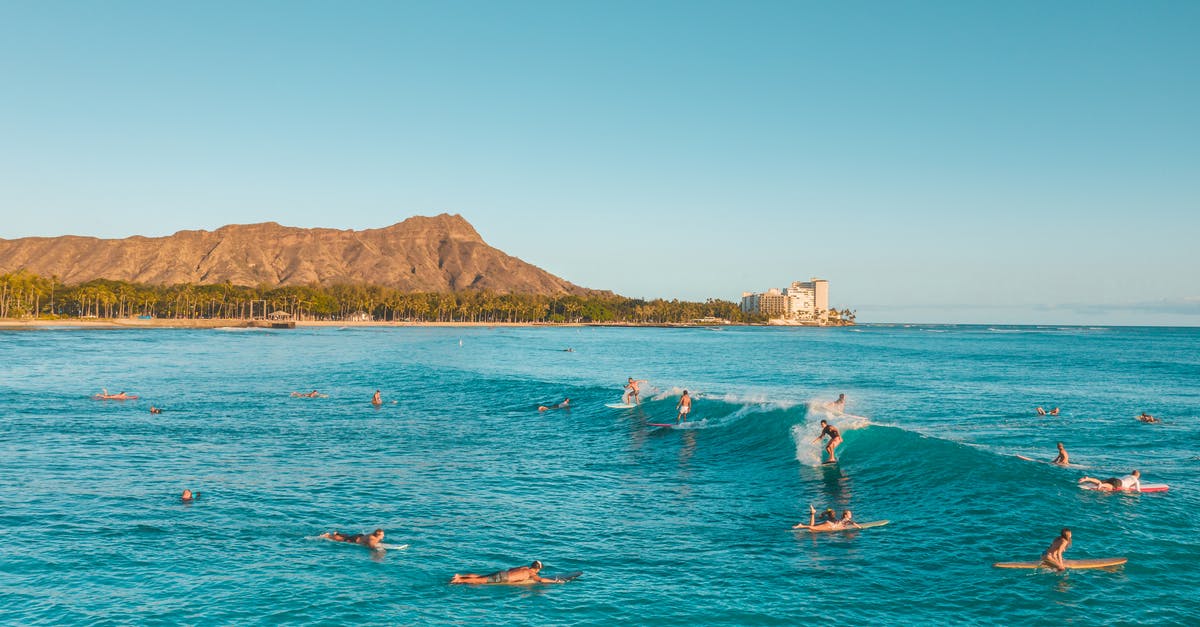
xmin=741 ymin=279 xmax=829 ymax=321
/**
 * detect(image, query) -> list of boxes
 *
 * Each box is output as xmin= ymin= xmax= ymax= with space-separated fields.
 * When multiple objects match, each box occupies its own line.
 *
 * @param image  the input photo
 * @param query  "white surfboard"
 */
xmin=606 ymin=403 xmax=637 ymax=409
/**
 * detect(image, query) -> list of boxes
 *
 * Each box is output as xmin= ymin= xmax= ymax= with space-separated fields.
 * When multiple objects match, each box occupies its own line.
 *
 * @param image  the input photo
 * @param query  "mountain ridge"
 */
xmin=0 ymin=214 xmax=592 ymax=294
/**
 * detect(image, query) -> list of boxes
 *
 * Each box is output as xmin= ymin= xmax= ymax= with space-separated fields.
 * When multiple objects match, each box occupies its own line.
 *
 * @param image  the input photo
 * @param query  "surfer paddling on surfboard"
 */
xmin=812 ymin=420 xmax=842 ymax=463
xmin=450 ymin=560 xmax=569 ymax=585
xmin=320 ymin=528 xmax=386 ymax=550
xmin=1041 ymin=528 xmax=1072 ymax=572
xmin=538 ymin=398 xmax=570 ymax=411
xmin=1078 ymin=470 xmax=1141 ymax=492
xmin=793 ymin=504 xmax=860 ymax=531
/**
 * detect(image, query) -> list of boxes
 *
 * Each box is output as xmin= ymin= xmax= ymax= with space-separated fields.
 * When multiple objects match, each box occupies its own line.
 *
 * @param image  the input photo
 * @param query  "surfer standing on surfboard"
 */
xmin=675 ymin=390 xmax=692 ymax=423
xmin=623 ymin=378 xmax=648 ymax=405
xmin=813 ymin=420 xmax=842 ymax=463
xmin=1042 ymin=528 xmax=1072 ymax=571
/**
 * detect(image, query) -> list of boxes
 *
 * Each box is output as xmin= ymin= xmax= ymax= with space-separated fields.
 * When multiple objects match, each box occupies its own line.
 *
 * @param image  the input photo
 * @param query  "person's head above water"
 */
xmin=819 ymin=420 xmax=828 ymax=427
xmin=838 ymin=394 xmax=845 ymax=400
xmin=1060 ymin=528 xmax=1072 ymax=540
xmin=531 ymin=560 xmax=543 ymax=570
xmin=181 ymin=489 xmax=193 ymax=501
xmin=1131 ymin=470 xmax=1140 ymax=477
xmin=840 ymin=510 xmax=853 ymax=520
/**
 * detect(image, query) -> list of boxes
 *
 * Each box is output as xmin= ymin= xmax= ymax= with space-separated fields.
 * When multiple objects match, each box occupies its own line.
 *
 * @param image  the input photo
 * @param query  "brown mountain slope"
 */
xmin=0 ymin=214 xmax=591 ymax=294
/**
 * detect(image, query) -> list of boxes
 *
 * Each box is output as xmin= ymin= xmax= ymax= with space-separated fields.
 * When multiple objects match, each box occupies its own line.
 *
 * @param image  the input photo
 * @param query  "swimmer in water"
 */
xmin=1136 ymin=413 xmax=1160 ymax=423
xmin=291 ymin=390 xmax=321 ymax=398
xmin=371 ymin=390 xmax=382 ymax=406
xmin=320 ymin=528 xmax=386 ymax=550
xmin=1036 ymin=406 xmax=1047 ymax=416
xmin=538 ymin=398 xmax=571 ymax=411
xmin=150 ymin=406 xmax=162 ymax=414
xmin=450 ymin=560 xmax=566 ymax=585
xmin=181 ymin=489 xmax=197 ymax=503
xmin=1049 ymin=407 xmax=1060 ymax=416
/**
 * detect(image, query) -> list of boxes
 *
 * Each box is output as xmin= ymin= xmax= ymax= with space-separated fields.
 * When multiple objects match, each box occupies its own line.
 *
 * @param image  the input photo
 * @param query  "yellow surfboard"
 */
xmin=992 ymin=558 xmax=1127 ymax=569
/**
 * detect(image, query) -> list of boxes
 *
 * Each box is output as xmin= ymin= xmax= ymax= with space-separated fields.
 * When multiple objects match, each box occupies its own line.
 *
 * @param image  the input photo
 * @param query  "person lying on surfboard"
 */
xmin=1078 ymin=470 xmax=1140 ymax=492
xmin=450 ymin=560 xmax=566 ymax=585
xmin=95 ymin=389 xmax=136 ymax=400
xmin=1136 ymin=412 xmax=1160 ymax=423
xmin=1052 ymin=442 xmax=1069 ymax=466
xmin=827 ymin=393 xmax=846 ymax=412
xmin=812 ymin=420 xmax=842 ymax=463
xmin=1042 ymin=528 xmax=1072 ymax=572
xmin=623 ymin=378 xmax=648 ymax=405
xmin=538 ymin=398 xmax=571 ymax=411
xmin=320 ymin=528 xmax=386 ymax=550
xmin=291 ymin=390 xmax=322 ymax=398
xmin=792 ymin=505 xmax=860 ymax=531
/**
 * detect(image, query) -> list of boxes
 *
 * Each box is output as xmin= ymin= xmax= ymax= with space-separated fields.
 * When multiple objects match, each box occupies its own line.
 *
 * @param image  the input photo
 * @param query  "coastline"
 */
xmin=0 ymin=317 xmax=851 ymax=330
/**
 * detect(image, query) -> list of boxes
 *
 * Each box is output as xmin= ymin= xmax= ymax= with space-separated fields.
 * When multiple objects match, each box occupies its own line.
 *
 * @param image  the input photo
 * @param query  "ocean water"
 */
xmin=1 ymin=324 xmax=1197 ymax=625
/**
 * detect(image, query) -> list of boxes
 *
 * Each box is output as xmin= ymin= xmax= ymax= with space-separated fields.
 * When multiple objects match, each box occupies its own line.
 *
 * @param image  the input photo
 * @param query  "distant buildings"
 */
xmin=741 ymin=279 xmax=830 ymax=322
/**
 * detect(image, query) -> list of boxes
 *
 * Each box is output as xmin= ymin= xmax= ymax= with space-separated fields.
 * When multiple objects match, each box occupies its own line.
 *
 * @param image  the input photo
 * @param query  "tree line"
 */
xmin=0 ymin=270 xmax=844 ymax=325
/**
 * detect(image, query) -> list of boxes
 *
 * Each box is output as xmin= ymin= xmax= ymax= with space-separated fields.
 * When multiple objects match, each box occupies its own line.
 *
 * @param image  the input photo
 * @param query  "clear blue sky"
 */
xmin=1 ymin=1 xmax=1196 ymax=325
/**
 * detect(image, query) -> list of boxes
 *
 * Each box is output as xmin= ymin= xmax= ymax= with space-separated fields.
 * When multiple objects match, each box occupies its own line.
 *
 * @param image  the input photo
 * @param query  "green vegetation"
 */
xmin=0 ymin=270 xmax=780 ymax=324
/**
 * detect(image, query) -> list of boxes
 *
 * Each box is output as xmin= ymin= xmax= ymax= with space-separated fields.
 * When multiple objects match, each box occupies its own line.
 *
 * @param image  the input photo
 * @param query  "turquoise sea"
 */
xmin=1 ymin=324 xmax=1197 ymax=625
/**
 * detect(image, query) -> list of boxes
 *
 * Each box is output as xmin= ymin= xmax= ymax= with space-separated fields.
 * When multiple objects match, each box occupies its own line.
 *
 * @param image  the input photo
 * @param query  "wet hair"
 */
xmin=373 ymin=528 xmax=384 ymax=535
xmin=531 ymin=560 xmax=543 ymax=570
xmin=683 ymin=390 xmax=688 ymax=395
xmin=819 ymin=420 xmax=828 ymax=426
xmin=1132 ymin=469 xmax=1140 ymax=476
xmin=1061 ymin=528 xmax=1071 ymax=537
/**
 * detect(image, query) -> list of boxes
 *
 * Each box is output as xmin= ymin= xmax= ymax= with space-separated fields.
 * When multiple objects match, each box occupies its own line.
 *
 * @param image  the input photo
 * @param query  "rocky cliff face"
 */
xmin=0 ymin=214 xmax=590 ymax=293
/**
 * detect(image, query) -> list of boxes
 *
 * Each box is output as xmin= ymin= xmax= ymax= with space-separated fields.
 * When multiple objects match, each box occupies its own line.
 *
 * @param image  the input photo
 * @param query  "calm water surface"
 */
xmin=1 ymin=325 xmax=1197 ymax=625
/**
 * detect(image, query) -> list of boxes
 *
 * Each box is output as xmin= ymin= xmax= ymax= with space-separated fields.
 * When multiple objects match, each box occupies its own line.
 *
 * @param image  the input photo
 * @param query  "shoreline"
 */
xmin=0 ymin=318 xmax=747 ymax=330
xmin=0 ymin=317 xmax=852 ymax=330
